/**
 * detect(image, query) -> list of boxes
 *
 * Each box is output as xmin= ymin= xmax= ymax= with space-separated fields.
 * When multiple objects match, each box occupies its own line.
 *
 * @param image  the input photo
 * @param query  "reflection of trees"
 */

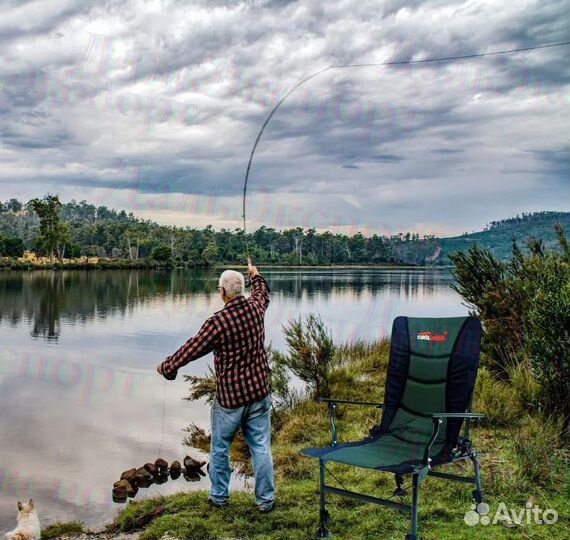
xmin=0 ymin=269 xmax=218 ymax=341
xmin=264 ymin=269 xmax=453 ymax=301
xmin=0 ymin=268 xmax=453 ymax=342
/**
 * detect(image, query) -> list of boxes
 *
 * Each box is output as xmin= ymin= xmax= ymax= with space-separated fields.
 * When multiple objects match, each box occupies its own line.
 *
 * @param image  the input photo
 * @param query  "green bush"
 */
xmin=272 ymin=314 xmax=335 ymax=399
xmin=151 ymin=244 xmax=172 ymax=262
xmin=451 ymin=226 xmax=570 ymax=422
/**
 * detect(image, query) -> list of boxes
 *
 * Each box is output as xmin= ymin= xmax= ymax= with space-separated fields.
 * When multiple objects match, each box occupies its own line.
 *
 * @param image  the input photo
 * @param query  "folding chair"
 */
xmin=301 ymin=316 xmax=484 ymax=539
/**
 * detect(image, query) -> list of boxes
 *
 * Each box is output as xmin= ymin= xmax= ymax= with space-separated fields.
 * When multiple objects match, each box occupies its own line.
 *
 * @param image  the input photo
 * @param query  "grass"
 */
xmin=41 ymin=521 xmax=87 ymax=539
xmin=45 ymin=340 xmax=570 ymax=540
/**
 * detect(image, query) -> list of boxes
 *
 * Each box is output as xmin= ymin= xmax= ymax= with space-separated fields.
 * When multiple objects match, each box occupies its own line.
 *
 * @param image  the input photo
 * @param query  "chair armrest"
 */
xmin=318 ymin=398 xmax=383 ymax=446
xmin=318 ymin=398 xmax=384 ymax=408
xmin=430 ymin=413 xmax=484 ymax=420
xmin=421 ymin=413 xmax=484 ymax=466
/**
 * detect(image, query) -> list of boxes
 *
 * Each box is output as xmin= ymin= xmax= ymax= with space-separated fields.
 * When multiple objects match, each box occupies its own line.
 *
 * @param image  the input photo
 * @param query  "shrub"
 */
xmin=272 ymin=314 xmax=335 ymax=399
xmin=184 ymin=366 xmax=216 ymax=404
xmin=451 ymin=227 xmax=570 ymax=422
xmin=149 ymin=244 xmax=171 ymax=262
xmin=268 ymin=345 xmax=304 ymax=413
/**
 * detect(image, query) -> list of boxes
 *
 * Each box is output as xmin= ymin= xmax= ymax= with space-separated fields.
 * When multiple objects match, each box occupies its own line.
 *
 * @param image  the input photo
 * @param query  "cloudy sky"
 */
xmin=0 ymin=0 xmax=568 ymax=236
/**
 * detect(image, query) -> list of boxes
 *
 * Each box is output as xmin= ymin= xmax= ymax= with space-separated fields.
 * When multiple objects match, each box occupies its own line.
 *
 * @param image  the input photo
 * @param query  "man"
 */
xmin=157 ymin=262 xmax=275 ymax=512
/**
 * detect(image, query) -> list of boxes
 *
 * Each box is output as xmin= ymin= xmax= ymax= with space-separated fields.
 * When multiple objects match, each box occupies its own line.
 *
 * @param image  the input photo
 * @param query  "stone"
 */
xmin=143 ymin=462 xmax=158 ymax=477
xmin=155 ymin=458 xmax=168 ymax=474
xmin=120 ymin=468 xmax=139 ymax=487
xmin=135 ymin=467 xmax=154 ymax=488
xmin=183 ymin=455 xmax=206 ymax=473
xmin=113 ymin=479 xmax=134 ymax=502
xmin=170 ymin=460 xmax=182 ymax=480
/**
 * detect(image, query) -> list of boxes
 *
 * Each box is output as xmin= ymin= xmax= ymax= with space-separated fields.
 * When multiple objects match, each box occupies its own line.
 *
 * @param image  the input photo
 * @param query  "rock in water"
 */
xmin=136 ymin=467 xmax=154 ymax=487
xmin=143 ymin=462 xmax=158 ymax=477
xmin=126 ymin=481 xmax=138 ymax=498
xmin=170 ymin=460 xmax=182 ymax=480
xmin=113 ymin=479 xmax=135 ymax=502
xmin=120 ymin=468 xmax=139 ymax=487
xmin=155 ymin=458 xmax=169 ymax=474
xmin=183 ymin=455 xmax=206 ymax=473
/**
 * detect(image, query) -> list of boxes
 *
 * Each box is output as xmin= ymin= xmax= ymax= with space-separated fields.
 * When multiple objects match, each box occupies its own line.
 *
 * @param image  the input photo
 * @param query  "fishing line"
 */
xmin=241 ymin=40 xmax=570 ymax=243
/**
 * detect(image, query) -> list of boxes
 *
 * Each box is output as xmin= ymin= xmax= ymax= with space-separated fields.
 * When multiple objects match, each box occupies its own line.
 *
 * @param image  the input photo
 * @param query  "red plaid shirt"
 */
xmin=161 ymin=275 xmax=271 ymax=408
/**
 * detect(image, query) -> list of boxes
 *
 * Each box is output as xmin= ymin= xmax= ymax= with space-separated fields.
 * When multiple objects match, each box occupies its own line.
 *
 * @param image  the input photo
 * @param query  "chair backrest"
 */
xmin=379 ymin=316 xmax=482 ymax=451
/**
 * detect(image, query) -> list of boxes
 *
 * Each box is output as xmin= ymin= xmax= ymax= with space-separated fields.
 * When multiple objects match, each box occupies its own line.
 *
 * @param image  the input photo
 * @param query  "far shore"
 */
xmin=0 ymin=257 xmax=450 ymax=272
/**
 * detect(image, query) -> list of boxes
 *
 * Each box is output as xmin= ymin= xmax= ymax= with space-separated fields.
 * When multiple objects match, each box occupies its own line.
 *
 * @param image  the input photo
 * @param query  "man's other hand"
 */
xmin=157 ymin=360 xmax=177 ymax=380
xmin=247 ymin=259 xmax=259 ymax=278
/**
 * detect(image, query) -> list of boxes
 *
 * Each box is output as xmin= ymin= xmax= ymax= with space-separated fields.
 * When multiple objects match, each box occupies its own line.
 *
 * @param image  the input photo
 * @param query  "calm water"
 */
xmin=0 ymin=268 xmax=466 ymax=530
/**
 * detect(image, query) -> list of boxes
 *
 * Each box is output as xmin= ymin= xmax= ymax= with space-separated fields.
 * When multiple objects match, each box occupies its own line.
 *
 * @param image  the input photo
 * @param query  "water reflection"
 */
xmin=0 ymin=268 xmax=465 ymax=530
xmin=0 ymin=268 xmax=454 ymax=342
xmin=0 ymin=270 xmax=220 ymax=341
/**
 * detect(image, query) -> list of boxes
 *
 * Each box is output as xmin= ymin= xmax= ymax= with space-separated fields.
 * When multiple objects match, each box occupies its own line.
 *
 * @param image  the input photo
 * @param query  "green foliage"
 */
xmin=1 ymin=197 xmax=568 ymax=266
xmin=41 ymin=521 xmax=86 ymax=539
xmin=268 ymin=345 xmax=303 ymax=412
xmin=474 ymin=367 xmax=524 ymax=426
xmin=514 ymin=414 xmax=564 ymax=487
xmin=29 ymin=195 xmax=70 ymax=261
xmin=506 ymin=360 xmax=542 ymax=412
xmin=439 ymin=211 xmax=570 ymax=264
xmin=272 ymin=314 xmax=335 ymax=398
xmin=182 ymin=422 xmax=210 ymax=451
xmin=451 ymin=227 xmax=570 ymax=423
xmin=151 ymin=243 xmax=172 ymax=262
xmin=184 ymin=366 xmax=216 ymax=404
xmin=202 ymin=241 xmax=219 ymax=265
xmin=0 ymin=235 xmax=24 ymax=257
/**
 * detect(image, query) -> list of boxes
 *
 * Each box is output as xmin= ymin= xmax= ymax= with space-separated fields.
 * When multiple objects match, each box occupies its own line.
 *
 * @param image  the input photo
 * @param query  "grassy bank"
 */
xmin=44 ymin=341 xmax=569 ymax=540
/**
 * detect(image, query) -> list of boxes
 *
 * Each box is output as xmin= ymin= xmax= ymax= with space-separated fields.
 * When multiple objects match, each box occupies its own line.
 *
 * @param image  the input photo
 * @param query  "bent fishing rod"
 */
xmin=240 ymin=40 xmax=570 ymax=263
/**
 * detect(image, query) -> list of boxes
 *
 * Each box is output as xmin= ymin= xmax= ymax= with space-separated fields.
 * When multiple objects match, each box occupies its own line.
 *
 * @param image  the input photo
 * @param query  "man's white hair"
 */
xmin=219 ymin=269 xmax=245 ymax=300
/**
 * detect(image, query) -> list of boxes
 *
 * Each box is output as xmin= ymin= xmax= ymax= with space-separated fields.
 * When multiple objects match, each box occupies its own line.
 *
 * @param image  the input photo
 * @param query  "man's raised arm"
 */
xmin=248 ymin=260 xmax=270 ymax=312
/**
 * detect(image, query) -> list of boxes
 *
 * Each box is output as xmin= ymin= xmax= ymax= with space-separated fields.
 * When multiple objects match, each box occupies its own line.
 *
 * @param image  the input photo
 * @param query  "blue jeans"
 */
xmin=209 ymin=394 xmax=275 ymax=509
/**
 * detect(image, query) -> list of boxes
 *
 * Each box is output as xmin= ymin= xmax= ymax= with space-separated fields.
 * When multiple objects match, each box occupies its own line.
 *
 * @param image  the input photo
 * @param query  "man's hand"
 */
xmin=157 ymin=360 xmax=177 ymax=380
xmin=247 ymin=258 xmax=259 ymax=278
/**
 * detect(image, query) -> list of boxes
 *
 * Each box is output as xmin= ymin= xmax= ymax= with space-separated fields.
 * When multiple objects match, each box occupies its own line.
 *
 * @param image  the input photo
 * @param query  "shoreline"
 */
xmin=0 ymin=258 xmax=451 ymax=272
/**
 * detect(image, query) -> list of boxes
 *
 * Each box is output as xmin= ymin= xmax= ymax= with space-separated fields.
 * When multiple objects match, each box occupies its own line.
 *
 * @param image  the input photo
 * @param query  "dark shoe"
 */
xmin=208 ymin=497 xmax=228 ymax=509
xmin=257 ymin=501 xmax=275 ymax=513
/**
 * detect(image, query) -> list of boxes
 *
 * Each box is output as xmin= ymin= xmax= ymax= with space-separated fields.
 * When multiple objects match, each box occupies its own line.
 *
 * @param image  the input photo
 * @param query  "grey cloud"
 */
xmin=0 ymin=0 xmax=568 ymax=234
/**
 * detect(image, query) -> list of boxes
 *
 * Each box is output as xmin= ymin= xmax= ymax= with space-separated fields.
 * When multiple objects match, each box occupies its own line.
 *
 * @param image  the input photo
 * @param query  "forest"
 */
xmin=0 ymin=196 xmax=568 ymax=267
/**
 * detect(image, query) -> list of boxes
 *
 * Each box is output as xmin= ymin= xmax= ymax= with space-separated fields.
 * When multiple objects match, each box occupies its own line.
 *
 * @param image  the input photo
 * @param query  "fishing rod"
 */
xmin=240 ymin=40 xmax=570 ymax=259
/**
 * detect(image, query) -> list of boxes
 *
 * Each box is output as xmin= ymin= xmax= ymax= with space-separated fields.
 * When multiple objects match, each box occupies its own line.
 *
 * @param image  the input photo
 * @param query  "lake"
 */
xmin=0 ymin=267 xmax=467 ymax=530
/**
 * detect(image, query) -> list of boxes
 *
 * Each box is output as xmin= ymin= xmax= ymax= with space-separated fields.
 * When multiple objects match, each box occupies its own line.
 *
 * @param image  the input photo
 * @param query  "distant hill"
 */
xmin=397 ymin=211 xmax=570 ymax=265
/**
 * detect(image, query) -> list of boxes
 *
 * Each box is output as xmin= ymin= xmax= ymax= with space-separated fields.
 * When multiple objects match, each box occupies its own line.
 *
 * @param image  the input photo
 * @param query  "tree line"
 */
xmin=0 ymin=195 xmax=437 ymax=266
xmin=1 ymin=196 xmax=567 ymax=266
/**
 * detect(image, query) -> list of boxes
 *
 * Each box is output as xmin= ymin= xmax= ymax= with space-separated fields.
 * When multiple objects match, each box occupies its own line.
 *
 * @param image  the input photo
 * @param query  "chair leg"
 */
xmin=316 ymin=460 xmax=332 ymax=538
xmin=406 ymin=472 xmax=420 ymax=540
xmin=470 ymin=452 xmax=483 ymax=504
